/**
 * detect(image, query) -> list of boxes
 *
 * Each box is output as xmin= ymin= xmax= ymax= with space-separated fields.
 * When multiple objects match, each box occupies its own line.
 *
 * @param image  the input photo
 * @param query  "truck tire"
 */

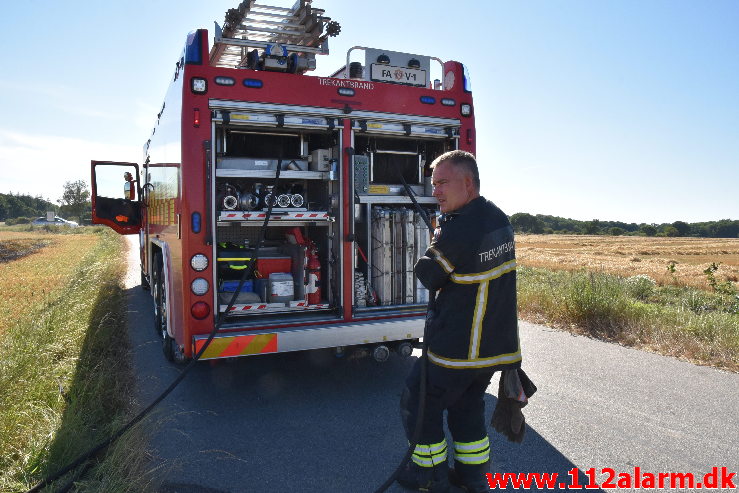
xmin=152 ymin=253 xmax=164 ymax=338
xmin=153 ymin=253 xmax=175 ymax=362
xmin=140 ymin=268 xmax=150 ymax=291
xmin=162 ymin=331 xmax=175 ymax=362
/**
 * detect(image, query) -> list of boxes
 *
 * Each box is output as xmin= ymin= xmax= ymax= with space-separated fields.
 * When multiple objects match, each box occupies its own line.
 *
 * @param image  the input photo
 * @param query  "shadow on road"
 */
xmin=124 ymin=284 xmax=598 ymax=493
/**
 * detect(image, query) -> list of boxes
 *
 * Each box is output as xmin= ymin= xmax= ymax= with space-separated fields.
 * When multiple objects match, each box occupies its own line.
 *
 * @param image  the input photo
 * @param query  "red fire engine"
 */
xmin=91 ymin=0 xmax=475 ymax=363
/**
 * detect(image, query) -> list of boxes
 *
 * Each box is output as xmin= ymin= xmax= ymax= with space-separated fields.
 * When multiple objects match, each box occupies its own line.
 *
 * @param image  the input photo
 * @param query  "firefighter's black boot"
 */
xmin=448 ymin=460 xmax=491 ymax=492
xmin=396 ymin=460 xmax=450 ymax=492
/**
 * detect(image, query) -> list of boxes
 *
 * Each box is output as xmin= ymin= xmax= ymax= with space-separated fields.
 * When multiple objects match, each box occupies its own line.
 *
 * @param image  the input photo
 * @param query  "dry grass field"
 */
xmin=0 ymin=230 xmax=100 ymax=334
xmin=516 ymin=234 xmax=739 ymax=290
xmin=515 ymin=234 xmax=738 ymax=372
xmin=0 ymin=229 xmax=154 ymax=492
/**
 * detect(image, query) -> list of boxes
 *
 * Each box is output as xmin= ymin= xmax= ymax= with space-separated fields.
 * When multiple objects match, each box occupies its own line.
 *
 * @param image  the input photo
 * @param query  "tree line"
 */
xmin=510 ymin=213 xmax=739 ymax=239
xmin=0 ymin=192 xmax=56 ymax=221
xmin=1 ymin=181 xmax=91 ymax=223
xmin=2 ymin=186 xmax=737 ymax=238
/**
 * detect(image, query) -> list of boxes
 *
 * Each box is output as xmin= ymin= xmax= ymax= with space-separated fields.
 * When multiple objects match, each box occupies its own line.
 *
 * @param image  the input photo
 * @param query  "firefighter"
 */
xmin=397 ymin=150 xmax=522 ymax=492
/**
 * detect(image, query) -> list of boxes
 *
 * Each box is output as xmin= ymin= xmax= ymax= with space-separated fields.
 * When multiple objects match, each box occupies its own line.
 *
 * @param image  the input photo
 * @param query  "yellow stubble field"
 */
xmin=516 ymin=234 xmax=739 ymax=289
xmin=0 ymin=231 xmax=100 ymax=334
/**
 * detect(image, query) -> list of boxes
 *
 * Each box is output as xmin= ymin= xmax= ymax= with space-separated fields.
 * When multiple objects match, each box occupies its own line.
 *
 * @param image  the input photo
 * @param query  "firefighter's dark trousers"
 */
xmin=400 ymin=358 xmax=495 ymax=470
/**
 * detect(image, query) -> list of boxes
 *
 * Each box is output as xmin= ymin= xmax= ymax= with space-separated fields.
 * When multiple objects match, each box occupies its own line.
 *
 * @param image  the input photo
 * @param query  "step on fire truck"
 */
xmin=91 ymin=0 xmax=475 ymax=363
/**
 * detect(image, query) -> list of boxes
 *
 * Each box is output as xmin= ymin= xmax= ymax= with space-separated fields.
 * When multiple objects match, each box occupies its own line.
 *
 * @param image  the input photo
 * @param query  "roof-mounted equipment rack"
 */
xmin=210 ymin=0 xmax=340 ymax=73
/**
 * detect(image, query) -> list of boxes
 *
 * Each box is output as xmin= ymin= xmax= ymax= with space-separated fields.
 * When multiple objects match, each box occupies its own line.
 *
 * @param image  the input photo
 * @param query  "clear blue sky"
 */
xmin=0 ymin=0 xmax=736 ymax=224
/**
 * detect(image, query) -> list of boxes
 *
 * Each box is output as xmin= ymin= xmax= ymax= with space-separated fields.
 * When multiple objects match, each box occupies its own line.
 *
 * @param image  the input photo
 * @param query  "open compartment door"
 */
xmin=91 ymin=160 xmax=142 ymax=235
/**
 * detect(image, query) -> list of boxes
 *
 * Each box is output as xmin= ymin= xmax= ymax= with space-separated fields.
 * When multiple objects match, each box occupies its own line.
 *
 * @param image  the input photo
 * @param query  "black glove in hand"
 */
xmin=491 ymin=369 xmax=537 ymax=443
xmin=491 ymin=376 xmax=526 ymax=443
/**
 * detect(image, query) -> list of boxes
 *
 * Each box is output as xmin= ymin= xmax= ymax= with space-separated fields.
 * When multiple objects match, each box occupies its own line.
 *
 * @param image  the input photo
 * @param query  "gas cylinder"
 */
xmin=306 ymin=246 xmax=321 ymax=305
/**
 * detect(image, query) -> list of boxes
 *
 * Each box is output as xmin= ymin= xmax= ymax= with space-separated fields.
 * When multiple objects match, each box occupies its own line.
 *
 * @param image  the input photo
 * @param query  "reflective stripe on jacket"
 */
xmin=414 ymin=197 xmax=521 ymax=369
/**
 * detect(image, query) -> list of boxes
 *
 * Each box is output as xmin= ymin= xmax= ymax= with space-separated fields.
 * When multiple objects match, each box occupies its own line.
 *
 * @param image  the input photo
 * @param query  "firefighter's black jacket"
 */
xmin=415 ymin=196 xmax=521 ymax=370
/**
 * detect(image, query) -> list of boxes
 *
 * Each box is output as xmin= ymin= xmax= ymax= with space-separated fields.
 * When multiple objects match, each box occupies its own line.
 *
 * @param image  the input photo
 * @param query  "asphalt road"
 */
xmin=122 ymin=236 xmax=738 ymax=492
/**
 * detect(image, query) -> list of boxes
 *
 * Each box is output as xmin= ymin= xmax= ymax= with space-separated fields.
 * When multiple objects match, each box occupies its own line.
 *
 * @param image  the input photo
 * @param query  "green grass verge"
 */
xmin=518 ymin=266 xmax=739 ymax=372
xmin=0 ymin=231 xmax=153 ymax=492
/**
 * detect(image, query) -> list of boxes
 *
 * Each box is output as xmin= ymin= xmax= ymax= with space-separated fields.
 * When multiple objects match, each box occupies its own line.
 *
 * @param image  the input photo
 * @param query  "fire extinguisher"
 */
xmin=306 ymin=243 xmax=321 ymax=305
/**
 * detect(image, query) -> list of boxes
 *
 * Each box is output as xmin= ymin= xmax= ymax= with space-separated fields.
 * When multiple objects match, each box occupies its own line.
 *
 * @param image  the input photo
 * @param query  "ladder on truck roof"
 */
xmin=210 ymin=0 xmax=340 ymax=71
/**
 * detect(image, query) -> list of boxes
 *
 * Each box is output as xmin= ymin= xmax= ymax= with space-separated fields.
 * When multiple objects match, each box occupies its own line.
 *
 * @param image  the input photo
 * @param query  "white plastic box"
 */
xmin=268 ymin=272 xmax=294 ymax=304
xmin=309 ymin=149 xmax=331 ymax=171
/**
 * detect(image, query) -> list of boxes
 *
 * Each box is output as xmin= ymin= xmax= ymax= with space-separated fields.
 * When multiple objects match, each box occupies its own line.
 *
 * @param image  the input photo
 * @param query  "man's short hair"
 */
xmin=431 ymin=150 xmax=480 ymax=191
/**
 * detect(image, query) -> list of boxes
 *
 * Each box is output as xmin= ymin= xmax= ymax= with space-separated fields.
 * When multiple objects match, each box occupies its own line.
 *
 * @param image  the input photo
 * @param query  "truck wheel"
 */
xmin=141 ymin=269 xmax=150 ymax=291
xmin=153 ymin=253 xmax=176 ymax=362
xmin=162 ymin=332 xmax=175 ymax=362
xmin=152 ymin=253 xmax=166 ymax=339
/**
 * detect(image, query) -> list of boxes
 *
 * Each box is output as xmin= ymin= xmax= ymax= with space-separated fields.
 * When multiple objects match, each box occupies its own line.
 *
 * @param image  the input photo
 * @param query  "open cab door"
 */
xmin=91 ymin=161 xmax=143 ymax=235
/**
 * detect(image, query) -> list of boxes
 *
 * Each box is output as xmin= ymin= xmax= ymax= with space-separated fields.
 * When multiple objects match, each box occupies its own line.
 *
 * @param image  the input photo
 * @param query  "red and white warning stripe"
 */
xmin=223 ymin=303 xmax=285 ymax=312
xmin=288 ymin=301 xmax=331 ymax=308
xmin=221 ymin=302 xmax=331 ymax=312
xmin=291 ymin=213 xmax=329 ymax=219
xmin=219 ymin=211 xmax=331 ymax=221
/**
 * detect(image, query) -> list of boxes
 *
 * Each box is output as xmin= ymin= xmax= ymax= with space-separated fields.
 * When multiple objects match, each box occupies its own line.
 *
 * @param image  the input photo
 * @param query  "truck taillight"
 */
xmin=191 ymin=302 xmax=210 ymax=320
xmin=191 ymin=254 xmax=208 ymax=271
xmin=194 ymin=108 xmax=200 ymax=127
xmin=191 ymin=278 xmax=209 ymax=295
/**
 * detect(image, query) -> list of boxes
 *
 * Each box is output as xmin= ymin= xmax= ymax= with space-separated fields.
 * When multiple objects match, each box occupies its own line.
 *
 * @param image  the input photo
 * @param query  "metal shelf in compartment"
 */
xmin=215 ymin=169 xmax=329 ymax=180
xmin=217 ymin=210 xmax=334 ymax=226
xmin=220 ymin=302 xmax=332 ymax=314
xmin=356 ymin=195 xmax=438 ymax=205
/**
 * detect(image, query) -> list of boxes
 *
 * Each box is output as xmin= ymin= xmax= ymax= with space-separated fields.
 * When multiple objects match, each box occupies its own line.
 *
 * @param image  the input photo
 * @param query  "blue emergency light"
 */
xmin=191 ymin=212 xmax=201 ymax=233
xmin=243 ymin=79 xmax=264 ymax=88
xmin=463 ymin=64 xmax=472 ymax=93
xmin=185 ymin=31 xmax=203 ymax=65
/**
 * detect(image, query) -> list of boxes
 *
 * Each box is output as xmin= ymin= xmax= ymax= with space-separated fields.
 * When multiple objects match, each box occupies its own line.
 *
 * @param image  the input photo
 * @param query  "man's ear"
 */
xmin=464 ymin=173 xmax=474 ymax=192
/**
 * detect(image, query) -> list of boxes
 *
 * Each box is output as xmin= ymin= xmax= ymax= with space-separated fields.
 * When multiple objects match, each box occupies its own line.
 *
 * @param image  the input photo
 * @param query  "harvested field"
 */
xmin=0 ymin=238 xmax=50 ymax=263
xmin=0 ymin=231 xmax=100 ymax=334
xmin=516 ymin=234 xmax=739 ymax=290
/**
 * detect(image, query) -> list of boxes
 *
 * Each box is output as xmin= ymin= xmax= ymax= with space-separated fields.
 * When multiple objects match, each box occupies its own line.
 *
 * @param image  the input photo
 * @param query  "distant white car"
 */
xmin=31 ymin=216 xmax=79 ymax=228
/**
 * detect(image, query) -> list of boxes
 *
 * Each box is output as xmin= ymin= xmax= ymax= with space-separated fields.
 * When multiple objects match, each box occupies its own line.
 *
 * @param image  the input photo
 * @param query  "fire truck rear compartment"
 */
xmin=212 ymin=111 xmax=456 ymax=326
xmin=213 ymin=124 xmax=338 ymax=320
xmin=350 ymin=135 xmax=446 ymax=315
